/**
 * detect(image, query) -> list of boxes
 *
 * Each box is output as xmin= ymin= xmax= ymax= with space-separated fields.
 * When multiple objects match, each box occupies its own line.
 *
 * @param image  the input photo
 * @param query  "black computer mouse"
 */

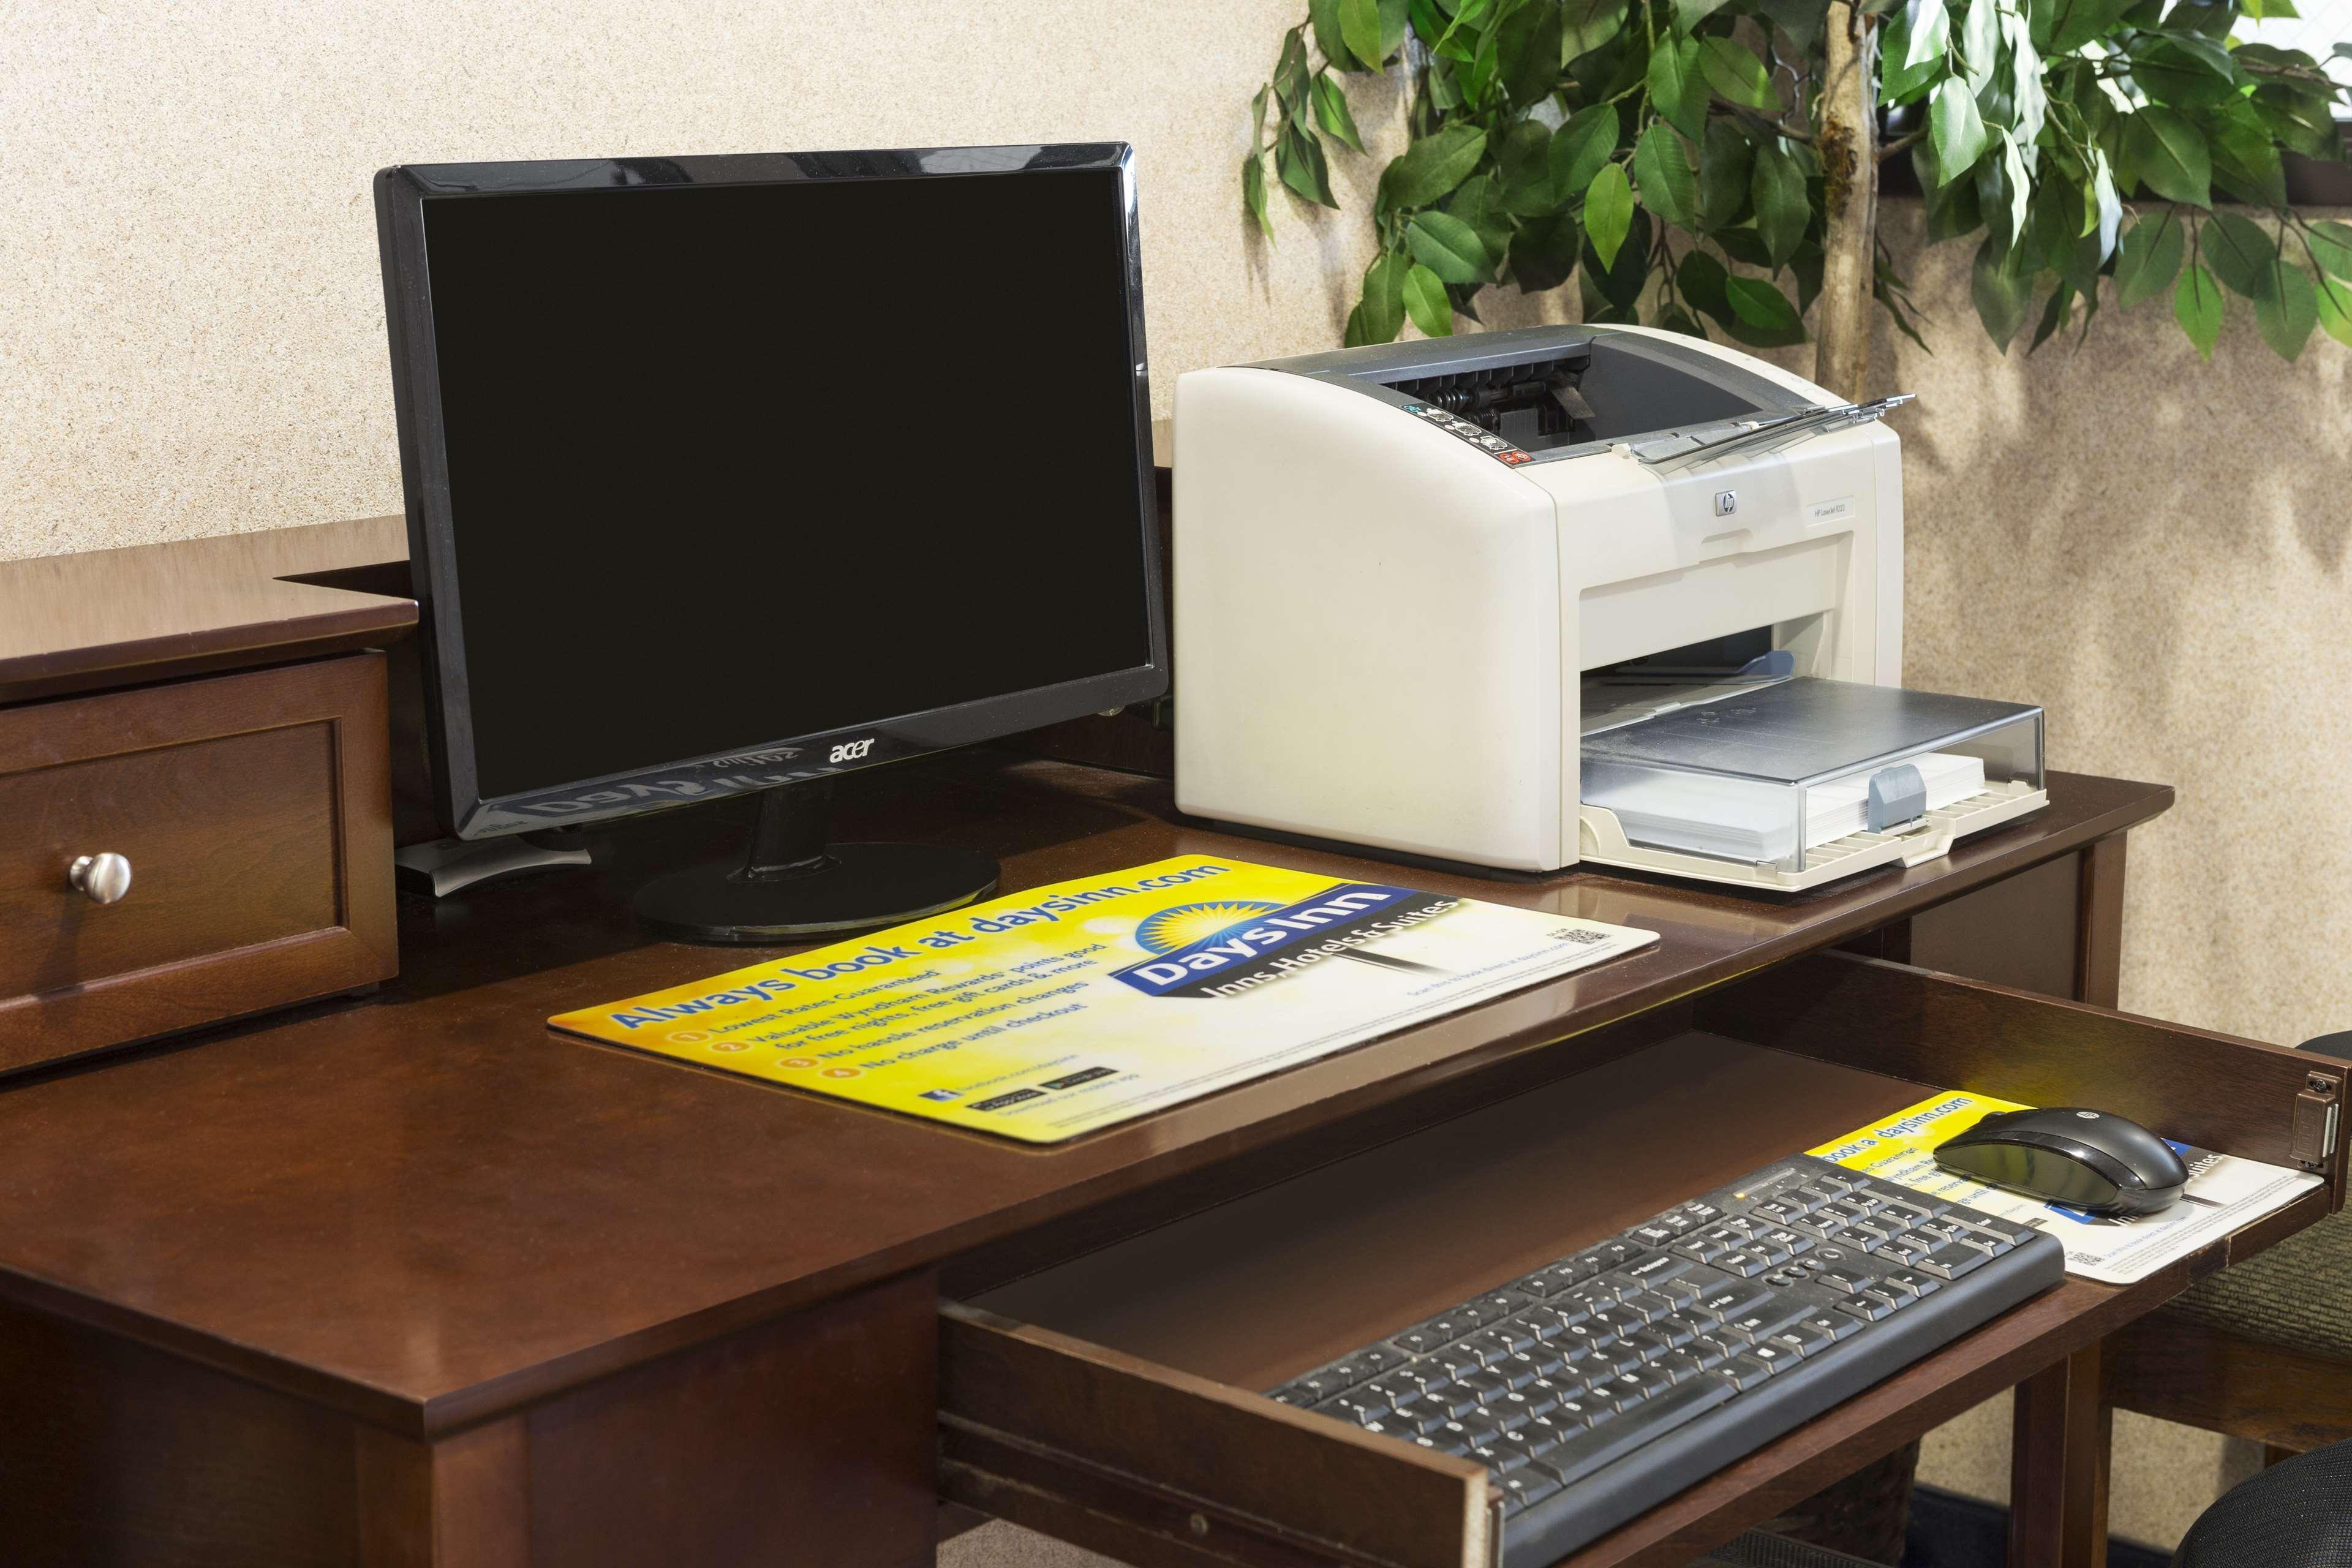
xmin=1932 ymin=1107 xmax=2190 ymax=1216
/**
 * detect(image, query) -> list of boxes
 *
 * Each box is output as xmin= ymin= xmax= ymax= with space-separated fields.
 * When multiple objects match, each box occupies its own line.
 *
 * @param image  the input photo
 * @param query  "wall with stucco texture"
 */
xmin=10 ymin=0 xmax=2352 ymax=1551
xmin=0 ymin=0 xmax=1400 ymax=560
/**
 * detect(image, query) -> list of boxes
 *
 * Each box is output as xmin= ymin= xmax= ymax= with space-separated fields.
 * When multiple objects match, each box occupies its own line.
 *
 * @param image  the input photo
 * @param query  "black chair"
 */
xmin=2174 ymin=1440 xmax=2352 ymax=1566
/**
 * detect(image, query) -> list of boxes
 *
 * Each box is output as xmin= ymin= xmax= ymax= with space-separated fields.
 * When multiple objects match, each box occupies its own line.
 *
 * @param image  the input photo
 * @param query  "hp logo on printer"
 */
xmin=828 ymin=737 xmax=878 ymax=764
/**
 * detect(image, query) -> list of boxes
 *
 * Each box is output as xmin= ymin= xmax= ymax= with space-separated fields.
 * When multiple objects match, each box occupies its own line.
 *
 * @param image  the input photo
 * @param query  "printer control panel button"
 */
xmin=1401 ymin=403 xmax=1534 ymax=467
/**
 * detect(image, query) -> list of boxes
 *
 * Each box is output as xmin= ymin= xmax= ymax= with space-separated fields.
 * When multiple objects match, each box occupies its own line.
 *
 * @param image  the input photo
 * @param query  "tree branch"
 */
xmin=1877 ymin=127 xmax=1928 ymax=161
xmin=1725 ymin=103 xmax=1817 ymax=144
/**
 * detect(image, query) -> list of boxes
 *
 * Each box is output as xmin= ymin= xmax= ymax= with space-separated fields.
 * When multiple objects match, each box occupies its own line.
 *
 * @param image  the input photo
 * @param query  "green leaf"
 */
xmin=2174 ymin=262 xmax=2223 ymax=358
xmin=1699 ymin=120 xmax=1754 ymax=228
xmin=1497 ymin=0 xmax=1566 ymax=107
xmin=1959 ymin=0 xmax=1999 ymax=91
xmin=1313 ymin=0 xmax=1365 ymax=69
xmin=1678 ymin=247 xmax=1736 ymax=324
xmin=1429 ymin=0 xmax=1495 ymax=58
xmin=2131 ymin=39 xmax=2246 ymax=111
xmin=1446 ymin=173 xmax=1512 ymax=263
xmin=1407 ymin=209 xmax=1495 ymax=282
xmin=1654 ymin=303 xmax=1710 ymax=338
xmin=2029 ymin=282 xmax=2076 ymax=352
xmin=1251 ymin=85 xmax=1270 ymax=144
xmin=1380 ymin=0 xmax=1411 ymax=56
xmin=1755 ymin=0 xmax=1830 ymax=51
xmin=1929 ymin=77 xmax=1989 ymax=181
xmin=1341 ymin=0 xmax=1385 ymax=71
xmin=2087 ymin=151 xmax=2123 ymax=262
xmin=2208 ymin=104 xmax=2288 ymax=208
xmin=2309 ymin=221 xmax=2352 ymax=282
xmin=1362 ymin=251 xmax=1409 ymax=342
xmin=1675 ymin=0 xmax=1735 ymax=29
xmin=1585 ymin=205 xmax=1654 ymax=315
xmin=1380 ymin=124 xmax=1490 ymax=209
xmin=2043 ymin=0 xmax=2135 ymax=51
xmin=1278 ymin=123 xmax=1339 ymax=207
xmin=2114 ymin=210 xmax=2185 ymax=309
xmin=1498 ymin=121 xmax=1556 ymax=213
xmin=1972 ymin=236 xmax=2034 ymax=349
xmin=1312 ymin=73 xmax=1366 ymax=151
xmin=1904 ymin=0 xmax=1950 ymax=70
xmin=1923 ymin=152 xmax=1983 ymax=241
xmin=2255 ymin=84 xmax=2343 ymax=157
xmin=1699 ymin=35 xmax=1779 ymax=110
xmin=1242 ymin=153 xmax=1273 ymax=240
xmin=1561 ymin=0 xmax=1630 ymax=59
xmin=1510 ymin=206 xmax=1585 ymax=290
xmin=1723 ymin=276 xmax=1808 ymax=344
xmin=1551 ymin=103 xmax=1621 ymax=200
xmin=2124 ymin=108 xmax=2210 ymax=208
xmin=1633 ymin=123 xmax=1698 ymax=230
xmin=1401 ymin=260 xmax=1455 ymax=336
xmin=2253 ymin=258 xmax=2319 ymax=360
xmin=1751 ymin=142 xmax=1809 ymax=267
xmin=2316 ymin=271 xmax=2352 ymax=349
xmin=1585 ymin=162 xmax=1635 ymax=270
xmin=1648 ymin=37 xmax=1707 ymax=142
xmin=2203 ymin=212 xmax=2277 ymax=298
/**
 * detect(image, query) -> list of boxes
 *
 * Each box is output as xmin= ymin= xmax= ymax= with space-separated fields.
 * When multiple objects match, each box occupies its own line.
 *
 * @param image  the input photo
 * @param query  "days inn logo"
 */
xmin=1110 ymin=883 xmax=1457 ymax=1000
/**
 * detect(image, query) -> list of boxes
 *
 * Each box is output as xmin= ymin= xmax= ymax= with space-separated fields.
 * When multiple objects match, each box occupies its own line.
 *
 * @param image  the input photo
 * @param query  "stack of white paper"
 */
xmin=1585 ymin=751 xmax=1987 ymax=864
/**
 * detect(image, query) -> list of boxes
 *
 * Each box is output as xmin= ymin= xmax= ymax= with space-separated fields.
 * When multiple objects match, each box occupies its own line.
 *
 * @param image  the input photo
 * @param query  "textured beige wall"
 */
xmin=0 ymin=0 xmax=1398 ymax=560
xmin=13 ymin=1 xmax=2352 ymax=1553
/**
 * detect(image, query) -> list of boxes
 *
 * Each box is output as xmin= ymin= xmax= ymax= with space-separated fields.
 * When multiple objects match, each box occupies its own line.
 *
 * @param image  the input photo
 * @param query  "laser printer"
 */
xmin=1173 ymin=325 xmax=2046 ymax=889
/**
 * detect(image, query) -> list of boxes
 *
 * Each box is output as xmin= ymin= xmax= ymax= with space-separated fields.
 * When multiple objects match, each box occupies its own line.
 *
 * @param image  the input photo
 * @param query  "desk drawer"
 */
xmin=939 ymin=958 xmax=2343 ymax=1568
xmin=0 ymin=655 xmax=395 ymax=1071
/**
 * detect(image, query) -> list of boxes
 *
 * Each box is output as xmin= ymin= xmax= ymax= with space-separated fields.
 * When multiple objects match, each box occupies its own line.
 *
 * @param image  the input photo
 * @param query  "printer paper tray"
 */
xmin=1578 ymin=781 xmax=2048 ymax=892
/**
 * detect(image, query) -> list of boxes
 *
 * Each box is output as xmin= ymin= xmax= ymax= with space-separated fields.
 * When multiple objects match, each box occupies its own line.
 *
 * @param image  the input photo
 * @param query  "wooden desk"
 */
xmin=0 ymin=748 xmax=2328 ymax=1568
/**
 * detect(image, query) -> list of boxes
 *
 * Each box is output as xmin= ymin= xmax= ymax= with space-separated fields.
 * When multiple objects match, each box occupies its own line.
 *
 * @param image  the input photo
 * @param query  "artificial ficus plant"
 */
xmin=1245 ymin=0 xmax=2352 ymax=397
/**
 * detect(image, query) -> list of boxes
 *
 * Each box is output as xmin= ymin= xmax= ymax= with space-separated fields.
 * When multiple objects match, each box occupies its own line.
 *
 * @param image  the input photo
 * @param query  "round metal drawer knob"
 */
xmin=68 ymin=852 xmax=133 ymax=905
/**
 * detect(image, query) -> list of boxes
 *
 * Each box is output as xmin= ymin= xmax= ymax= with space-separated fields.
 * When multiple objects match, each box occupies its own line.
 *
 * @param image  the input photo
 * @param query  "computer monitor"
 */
xmin=374 ymin=144 xmax=1166 ymax=941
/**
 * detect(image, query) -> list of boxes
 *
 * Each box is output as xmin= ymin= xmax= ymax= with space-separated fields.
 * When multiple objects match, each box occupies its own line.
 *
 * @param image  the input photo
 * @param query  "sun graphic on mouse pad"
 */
xmin=1131 ymin=900 xmax=1283 ymax=955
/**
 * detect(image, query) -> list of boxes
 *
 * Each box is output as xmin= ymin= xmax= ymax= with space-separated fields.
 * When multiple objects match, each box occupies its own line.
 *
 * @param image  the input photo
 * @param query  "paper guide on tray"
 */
xmin=1584 ymin=751 xmax=1986 ymax=863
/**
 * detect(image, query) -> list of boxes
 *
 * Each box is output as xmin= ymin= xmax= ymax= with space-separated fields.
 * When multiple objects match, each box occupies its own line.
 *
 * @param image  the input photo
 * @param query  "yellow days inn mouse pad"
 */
xmin=552 ymin=856 xmax=1657 ymax=1142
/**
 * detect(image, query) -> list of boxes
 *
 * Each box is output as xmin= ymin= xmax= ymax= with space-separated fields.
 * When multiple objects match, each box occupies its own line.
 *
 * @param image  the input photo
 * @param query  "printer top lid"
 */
xmin=1249 ymin=325 xmax=1902 ymax=470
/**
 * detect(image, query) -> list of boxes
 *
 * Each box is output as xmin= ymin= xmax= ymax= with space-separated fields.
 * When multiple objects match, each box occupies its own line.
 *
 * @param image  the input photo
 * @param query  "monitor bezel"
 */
xmin=375 ymin=143 xmax=1167 ymax=839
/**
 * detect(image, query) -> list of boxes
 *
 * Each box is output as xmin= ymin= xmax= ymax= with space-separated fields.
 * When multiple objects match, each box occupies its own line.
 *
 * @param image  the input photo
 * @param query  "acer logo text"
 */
xmin=829 ymin=738 xmax=877 ymax=764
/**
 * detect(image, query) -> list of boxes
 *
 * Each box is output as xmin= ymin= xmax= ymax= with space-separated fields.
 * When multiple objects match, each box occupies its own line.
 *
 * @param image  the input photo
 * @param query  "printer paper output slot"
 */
xmin=1619 ymin=394 xmax=1913 ymax=471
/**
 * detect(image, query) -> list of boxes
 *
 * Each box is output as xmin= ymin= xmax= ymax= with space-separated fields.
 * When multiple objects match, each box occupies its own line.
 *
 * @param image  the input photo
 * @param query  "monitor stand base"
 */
xmin=632 ymin=777 xmax=998 ymax=944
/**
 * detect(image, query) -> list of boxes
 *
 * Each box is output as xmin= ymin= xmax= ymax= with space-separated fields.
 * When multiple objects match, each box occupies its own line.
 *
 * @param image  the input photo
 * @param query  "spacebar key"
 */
xmin=1532 ymin=1377 xmax=1736 ymax=1488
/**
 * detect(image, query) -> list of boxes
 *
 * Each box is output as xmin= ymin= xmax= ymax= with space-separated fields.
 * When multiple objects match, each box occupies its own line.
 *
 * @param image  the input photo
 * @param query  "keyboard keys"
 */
xmin=1917 ymin=1243 xmax=1992 ymax=1280
xmin=1498 ymin=1469 xmax=1563 ymax=1515
xmin=1798 ymin=1309 xmax=1862 ymax=1342
xmin=1457 ymin=1326 xmax=1528 ymax=1363
xmin=1717 ymin=1301 xmax=1806 ymax=1344
xmin=1765 ymin=1319 xmax=1836 ymax=1359
xmin=1270 ymin=1155 xmax=2060 ymax=1557
xmin=1313 ymin=1389 xmax=1391 ymax=1425
xmin=1689 ymin=1281 xmax=1770 ymax=1322
xmin=1529 ymin=1376 xmax=1736 ymax=1485
xmin=1957 ymin=1214 xmax=2042 ymax=1248
xmin=1453 ymin=1367 xmax=1513 ymax=1404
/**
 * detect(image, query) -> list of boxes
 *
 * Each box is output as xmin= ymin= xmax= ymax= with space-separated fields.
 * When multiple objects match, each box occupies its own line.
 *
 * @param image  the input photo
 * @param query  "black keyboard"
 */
xmin=1267 ymin=1154 xmax=2063 ymax=1566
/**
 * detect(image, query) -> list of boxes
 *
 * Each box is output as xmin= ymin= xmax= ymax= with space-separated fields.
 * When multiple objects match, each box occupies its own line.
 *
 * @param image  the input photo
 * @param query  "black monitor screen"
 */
xmin=412 ymin=162 xmax=1153 ymax=804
